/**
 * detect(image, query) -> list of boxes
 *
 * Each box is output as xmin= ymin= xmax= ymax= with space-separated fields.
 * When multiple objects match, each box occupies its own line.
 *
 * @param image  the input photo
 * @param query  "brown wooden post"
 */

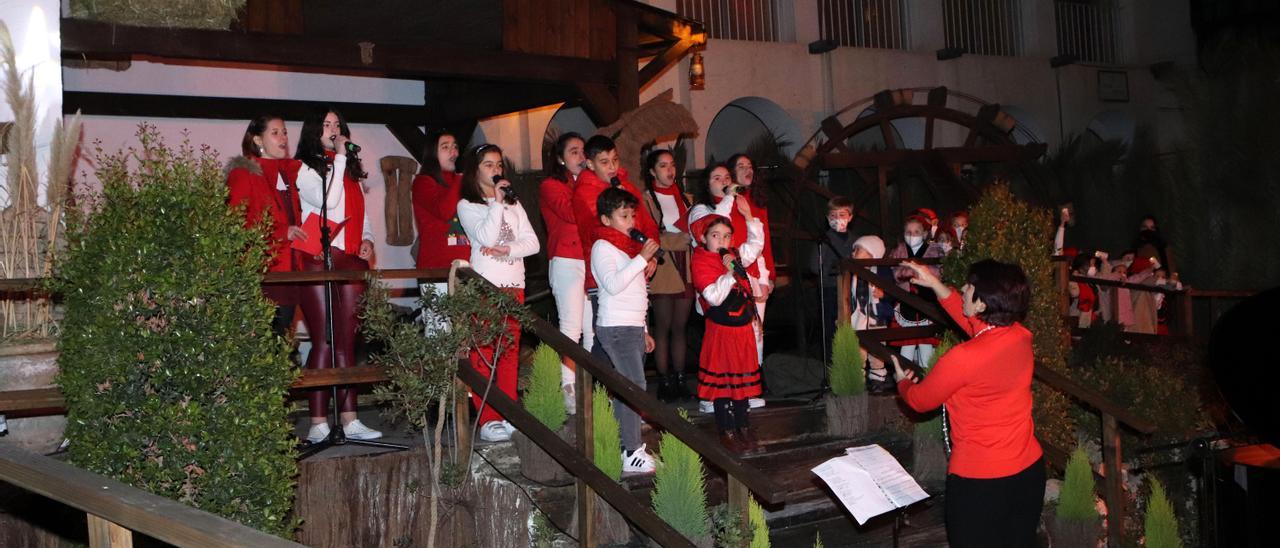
xmin=1179 ymin=289 xmax=1195 ymax=340
xmin=453 ymin=377 xmax=472 ymax=473
xmin=87 ymin=514 xmax=133 ymax=548
xmin=614 ymin=4 xmax=640 ymax=114
xmin=576 ymin=366 xmax=596 ymax=546
xmin=837 ymin=265 xmax=853 ymax=326
xmin=1056 ymin=259 xmax=1070 ymax=318
xmin=727 ymin=475 xmax=751 ymax=548
xmin=1101 ymin=414 xmax=1124 ymax=547
xmin=877 ymin=167 xmax=890 ymax=232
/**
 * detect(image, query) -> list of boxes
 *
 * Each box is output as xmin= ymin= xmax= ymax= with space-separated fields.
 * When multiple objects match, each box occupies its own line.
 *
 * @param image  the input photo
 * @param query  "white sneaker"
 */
xmin=343 ymin=420 xmax=383 ymax=441
xmin=306 ymin=423 xmax=330 ymax=444
xmin=561 ymin=365 xmax=576 ymax=415
xmin=698 ymin=400 xmax=714 ymax=414
xmin=749 ymin=398 xmax=766 ymax=409
xmin=622 ymin=444 xmax=656 ymax=474
xmin=480 ymin=420 xmax=513 ymax=442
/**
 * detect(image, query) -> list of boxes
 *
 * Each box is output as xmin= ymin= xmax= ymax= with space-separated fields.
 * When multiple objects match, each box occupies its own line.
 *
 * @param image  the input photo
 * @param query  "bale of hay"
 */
xmin=69 ymin=0 xmax=246 ymax=30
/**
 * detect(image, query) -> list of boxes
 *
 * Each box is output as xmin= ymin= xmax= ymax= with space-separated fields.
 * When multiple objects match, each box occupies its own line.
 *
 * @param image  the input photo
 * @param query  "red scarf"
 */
xmin=591 ymin=225 xmax=644 ymax=257
xmin=324 ymin=150 xmax=366 ymax=252
xmin=650 ymin=183 xmax=689 ymax=232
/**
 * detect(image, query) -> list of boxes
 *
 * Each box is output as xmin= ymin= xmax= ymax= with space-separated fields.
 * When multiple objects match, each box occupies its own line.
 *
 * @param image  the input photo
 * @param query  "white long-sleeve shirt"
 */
xmin=591 ymin=238 xmax=650 ymax=328
xmin=456 ymin=198 xmax=540 ymax=288
xmin=295 ymin=154 xmax=373 ymax=252
xmin=699 ymin=217 xmax=764 ymax=310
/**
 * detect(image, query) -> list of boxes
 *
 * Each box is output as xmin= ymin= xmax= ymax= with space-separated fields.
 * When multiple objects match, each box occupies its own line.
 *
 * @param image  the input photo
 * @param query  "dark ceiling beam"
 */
xmin=574 ymin=82 xmax=620 ymax=127
xmin=386 ymin=124 xmax=428 ymax=165
xmin=61 ymin=18 xmax=616 ymax=85
xmin=63 ymin=91 xmax=429 ymax=125
xmin=819 ymin=144 xmax=1047 ymax=170
xmin=423 ymin=80 xmax=572 ymax=126
xmin=638 ymin=38 xmax=696 ymax=88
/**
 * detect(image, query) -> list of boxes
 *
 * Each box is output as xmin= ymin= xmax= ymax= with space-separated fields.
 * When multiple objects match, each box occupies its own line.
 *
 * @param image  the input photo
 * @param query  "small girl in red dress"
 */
xmin=688 ymin=206 xmax=765 ymax=452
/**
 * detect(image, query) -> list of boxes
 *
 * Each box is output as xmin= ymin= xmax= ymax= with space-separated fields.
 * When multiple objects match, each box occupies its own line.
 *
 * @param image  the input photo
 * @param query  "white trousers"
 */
xmin=549 ymin=257 xmax=594 ymax=351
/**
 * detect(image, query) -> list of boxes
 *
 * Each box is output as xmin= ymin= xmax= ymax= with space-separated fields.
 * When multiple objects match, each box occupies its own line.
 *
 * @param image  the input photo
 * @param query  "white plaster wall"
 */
xmin=64 ymin=62 xmax=425 ymax=273
xmin=0 ymin=0 xmax=63 ymax=204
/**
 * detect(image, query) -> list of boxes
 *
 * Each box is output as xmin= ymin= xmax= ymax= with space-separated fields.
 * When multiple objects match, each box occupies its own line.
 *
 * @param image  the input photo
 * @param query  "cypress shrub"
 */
xmin=814 ymin=531 xmax=824 ymax=548
xmin=592 ymin=384 xmax=622 ymax=481
xmin=524 ymin=343 xmax=567 ymax=431
xmin=1057 ymin=446 xmax=1098 ymax=521
xmin=748 ymin=496 xmax=769 ymax=548
xmin=53 ymin=126 xmax=297 ymax=534
xmin=651 ymin=411 xmax=709 ymax=540
xmin=1144 ymin=478 xmax=1183 ymax=548
xmin=942 ymin=182 xmax=1075 ymax=450
xmin=828 ymin=322 xmax=864 ymax=396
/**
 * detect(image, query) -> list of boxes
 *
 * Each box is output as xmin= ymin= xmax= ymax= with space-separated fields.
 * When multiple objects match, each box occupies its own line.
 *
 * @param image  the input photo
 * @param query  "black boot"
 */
xmin=656 ymin=374 xmax=674 ymax=402
xmin=673 ymin=372 xmax=692 ymax=401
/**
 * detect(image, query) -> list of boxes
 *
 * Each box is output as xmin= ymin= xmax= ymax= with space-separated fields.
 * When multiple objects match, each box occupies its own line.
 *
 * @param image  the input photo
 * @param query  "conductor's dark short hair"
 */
xmin=966 ymin=259 xmax=1031 ymax=326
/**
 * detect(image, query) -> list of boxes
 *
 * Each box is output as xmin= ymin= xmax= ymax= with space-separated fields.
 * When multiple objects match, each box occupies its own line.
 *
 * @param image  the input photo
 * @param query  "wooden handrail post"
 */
xmin=454 ymin=377 xmax=472 ymax=473
xmin=1055 ymin=259 xmax=1070 ymax=318
xmin=576 ymin=365 xmax=596 ymax=547
xmin=87 ymin=514 xmax=133 ymax=548
xmin=1102 ymin=414 xmax=1125 ymax=547
xmin=837 ymin=264 xmax=852 ymax=326
xmin=727 ymin=475 xmax=750 ymax=548
xmin=1179 ymin=290 xmax=1195 ymax=339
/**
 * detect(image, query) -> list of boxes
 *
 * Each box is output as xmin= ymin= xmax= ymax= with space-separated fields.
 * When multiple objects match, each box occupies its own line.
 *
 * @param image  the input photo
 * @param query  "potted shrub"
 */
xmin=651 ymin=412 xmax=711 ymax=547
xmin=1144 ymin=477 xmax=1182 ymax=548
xmin=825 ymin=323 xmax=868 ymax=437
xmin=748 ymin=497 xmax=770 ymax=547
xmin=514 ymin=343 xmax=574 ymax=486
xmin=569 ymin=386 xmax=631 ymax=545
xmin=54 ymin=125 xmax=297 ymax=535
xmin=1049 ymin=446 xmax=1103 ymax=546
xmin=0 ymin=23 xmax=81 ymax=453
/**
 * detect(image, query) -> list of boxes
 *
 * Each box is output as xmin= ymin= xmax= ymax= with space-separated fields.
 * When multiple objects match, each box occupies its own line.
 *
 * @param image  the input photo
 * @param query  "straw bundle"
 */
xmin=69 ymin=0 xmax=246 ymax=30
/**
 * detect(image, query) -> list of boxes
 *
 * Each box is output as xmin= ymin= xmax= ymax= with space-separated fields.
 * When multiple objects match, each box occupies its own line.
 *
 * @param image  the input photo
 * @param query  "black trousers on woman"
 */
xmin=945 ymin=457 xmax=1046 ymax=548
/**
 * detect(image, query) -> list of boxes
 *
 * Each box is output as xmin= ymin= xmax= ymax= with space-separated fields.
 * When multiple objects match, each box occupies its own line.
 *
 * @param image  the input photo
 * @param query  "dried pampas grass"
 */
xmin=69 ymin=0 xmax=247 ymax=30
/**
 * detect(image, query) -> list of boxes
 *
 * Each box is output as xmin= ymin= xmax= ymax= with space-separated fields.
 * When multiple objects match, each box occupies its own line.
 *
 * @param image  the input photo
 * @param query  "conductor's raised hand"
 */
xmin=891 ymin=355 xmax=917 ymax=384
xmin=901 ymin=261 xmax=944 ymax=291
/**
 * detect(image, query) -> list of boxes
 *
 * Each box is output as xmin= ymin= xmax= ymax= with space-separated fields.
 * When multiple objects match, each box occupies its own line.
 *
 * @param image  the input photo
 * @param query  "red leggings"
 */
xmin=470 ymin=288 xmax=524 ymax=426
xmin=297 ymin=249 xmax=367 ymax=418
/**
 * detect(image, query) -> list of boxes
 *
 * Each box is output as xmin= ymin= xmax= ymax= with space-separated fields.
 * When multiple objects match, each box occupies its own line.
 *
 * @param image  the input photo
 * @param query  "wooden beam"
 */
xmin=424 ymin=80 xmax=572 ymax=125
xmin=87 ymin=515 xmax=133 ymax=548
xmin=63 ymin=91 xmax=429 ymax=125
xmin=615 ymin=4 xmax=641 ymax=113
xmin=0 ymin=445 xmax=303 ymax=547
xmin=61 ymin=18 xmax=616 ymax=85
xmin=386 ymin=124 xmax=428 ymax=165
xmin=575 ymin=82 xmax=620 ymax=126
xmin=638 ymin=38 xmax=695 ymax=88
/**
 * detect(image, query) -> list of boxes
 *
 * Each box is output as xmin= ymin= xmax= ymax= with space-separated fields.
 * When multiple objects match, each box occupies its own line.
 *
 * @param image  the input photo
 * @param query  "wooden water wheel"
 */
xmin=785 ymin=86 xmax=1047 ymax=233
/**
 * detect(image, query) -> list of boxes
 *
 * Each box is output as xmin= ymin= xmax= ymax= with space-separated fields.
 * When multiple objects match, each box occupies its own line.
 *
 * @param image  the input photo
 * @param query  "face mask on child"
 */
xmin=828 ymin=217 xmax=849 ymax=232
xmin=1087 ymin=266 xmax=1097 ymax=276
xmin=904 ymin=234 xmax=924 ymax=248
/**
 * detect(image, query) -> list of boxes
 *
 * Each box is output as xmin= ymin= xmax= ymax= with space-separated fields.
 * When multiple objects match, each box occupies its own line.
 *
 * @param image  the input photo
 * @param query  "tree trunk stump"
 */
xmin=514 ymin=424 xmax=576 ymax=487
xmin=569 ymin=492 xmax=632 ymax=546
xmin=825 ymin=393 xmax=869 ymax=437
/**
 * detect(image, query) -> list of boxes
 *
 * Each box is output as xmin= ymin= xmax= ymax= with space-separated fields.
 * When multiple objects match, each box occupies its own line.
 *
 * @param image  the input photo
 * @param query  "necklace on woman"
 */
xmin=973 ymin=324 xmax=1001 ymax=338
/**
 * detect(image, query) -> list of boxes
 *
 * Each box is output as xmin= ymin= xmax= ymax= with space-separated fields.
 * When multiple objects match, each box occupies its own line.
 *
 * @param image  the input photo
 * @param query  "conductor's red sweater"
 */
xmin=898 ymin=291 xmax=1043 ymax=479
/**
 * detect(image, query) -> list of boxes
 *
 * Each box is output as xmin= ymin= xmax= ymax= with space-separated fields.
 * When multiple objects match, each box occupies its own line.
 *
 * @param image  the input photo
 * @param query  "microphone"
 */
xmin=718 ymin=248 xmax=750 ymax=279
xmin=330 ymin=135 xmax=361 ymax=154
xmin=628 ymin=228 xmax=665 ymax=264
xmin=609 ymin=176 xmax=621 ymax=188
xmin=493 ymin=174 xmax=518 ymax=204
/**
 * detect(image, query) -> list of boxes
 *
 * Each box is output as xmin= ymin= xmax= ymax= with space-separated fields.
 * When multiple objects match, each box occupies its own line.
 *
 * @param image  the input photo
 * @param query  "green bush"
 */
xmin=53 ymin=126 xmax=297 ymax=534
xmin=943 ymin=182 xmax=1075 ymax=450
xmin=524 ymin=343 xmax=567 ymax=431
xmin=651 ymin=411 xmax=709 ymax=540
xmin=829 ymin=323 xmax=864 ymax=396
xmin=592 ymin=384 xmax=622 ymax=482
xmin=1070 ymin=355 xmax=1211 ymax=446
xmin=1057 ymin=447 xmax=1098 ymax=522
xmin=1144 ymin=478 xmax=1183 ymax=548
xmin=748 ymin=496 xmax=769 ymax=548
xmin=915 ymin=333 xmax=958 ymax=438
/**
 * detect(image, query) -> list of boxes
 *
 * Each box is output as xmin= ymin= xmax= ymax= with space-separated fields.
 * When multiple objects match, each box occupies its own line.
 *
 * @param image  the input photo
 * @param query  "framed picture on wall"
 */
xmin=1097 ymin=70 xmax=1129 ymax=102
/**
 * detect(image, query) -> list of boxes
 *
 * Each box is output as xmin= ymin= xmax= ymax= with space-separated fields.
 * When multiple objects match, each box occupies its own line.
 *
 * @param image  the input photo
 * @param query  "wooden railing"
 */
xmin=836 ymin=256 xmax=1157 ymax=547
xmin=0 ymin=444 xmax=302 ymax=547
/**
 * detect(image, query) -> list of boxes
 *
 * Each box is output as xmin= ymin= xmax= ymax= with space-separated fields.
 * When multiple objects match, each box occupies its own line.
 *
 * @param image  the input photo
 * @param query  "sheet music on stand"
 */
xmin=811 ymin=444 xmax=930 ymax=525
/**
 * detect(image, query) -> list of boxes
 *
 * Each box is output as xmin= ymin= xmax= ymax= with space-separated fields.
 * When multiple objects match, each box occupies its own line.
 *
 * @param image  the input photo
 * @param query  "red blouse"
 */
xmin=411 ymin=171 xmax=470 ymax=269
xmin=571 ymin=168 xmax=659 ymax=289
xmin=898 ymin=290 xmax=1043 ymax=479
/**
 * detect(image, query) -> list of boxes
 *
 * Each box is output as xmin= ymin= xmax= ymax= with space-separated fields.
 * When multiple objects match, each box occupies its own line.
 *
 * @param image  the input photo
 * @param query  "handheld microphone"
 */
xmin=609 ymin=176 xmax=621 ymax=188
xmin=628 ymin=228 xmax=665 ymax=264
xmin=330 ymin=135 xmax=361 ymax=154
xmin=493 ymin=174 xmax=518 ymax=204
xmin=718 ymin=248 xmax=750 ymax=279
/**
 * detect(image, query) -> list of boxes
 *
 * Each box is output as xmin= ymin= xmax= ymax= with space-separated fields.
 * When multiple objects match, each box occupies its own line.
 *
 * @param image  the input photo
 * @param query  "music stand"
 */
xmin=298 ymin=145 xmax=407 ymax=460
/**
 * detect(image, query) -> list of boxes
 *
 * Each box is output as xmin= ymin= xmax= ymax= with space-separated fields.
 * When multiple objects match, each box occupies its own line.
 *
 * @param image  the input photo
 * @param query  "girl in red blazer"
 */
xmin=293 ymin=106 xmax=381 ymax=444
xmin=539 ymin=132 xmax=589 ymax=411
xmin=893 ymin=260 xmax=1044 ymax=548
xmin=225 ymin=115 xmax=304 ymax=336
xmin=411 ymin=130 xmax=467 ymax=270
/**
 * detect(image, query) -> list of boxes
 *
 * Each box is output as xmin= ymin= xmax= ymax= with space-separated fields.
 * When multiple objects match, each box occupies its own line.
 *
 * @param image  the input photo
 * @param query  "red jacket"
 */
xmin=226 ymin=156 xmax=302 ymax=272
xmin=539 ymin=176 xmax=583 ymax=260
xmin=411 ymin=171 xmax=470 ymax=269
xmin=742 ymin=193 xmax=775 ymax=281
xmin=571 ymin=168 xmax=659 ymax=289
xmin=898 ymin=290 xmax=1043 ymax=479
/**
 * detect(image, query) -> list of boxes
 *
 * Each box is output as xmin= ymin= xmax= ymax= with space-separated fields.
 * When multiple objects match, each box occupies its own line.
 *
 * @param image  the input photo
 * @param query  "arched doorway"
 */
xmin=705 ymin=96 xmax=803 ymax=164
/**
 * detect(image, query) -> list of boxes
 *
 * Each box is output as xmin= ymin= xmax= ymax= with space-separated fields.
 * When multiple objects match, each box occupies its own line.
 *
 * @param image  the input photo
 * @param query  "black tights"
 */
xmin=650 ymin=296 xmax=692 ymax=376
xmin=713 ymin=398 xmax=749 ymax=432
xmin=297 ymin=250 xmax=367 ymax=418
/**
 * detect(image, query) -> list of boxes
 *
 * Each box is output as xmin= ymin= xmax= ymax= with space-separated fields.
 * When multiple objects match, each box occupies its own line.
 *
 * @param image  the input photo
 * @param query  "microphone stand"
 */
xmin=299 ymin=145 xmax=407 ymax=459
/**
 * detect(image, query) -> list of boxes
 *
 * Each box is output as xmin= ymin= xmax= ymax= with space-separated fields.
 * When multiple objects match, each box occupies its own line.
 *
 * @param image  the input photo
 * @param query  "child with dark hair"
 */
xmin=540 ymin=132 xmax=589 ymax=411
xmin=571 ymin=135 xmax=660 ymax=347
xmin=641 ymin=149 xmax=695 ymax=401
xmin=410 ymin=130 xmax=467 ymax=270
xmin=688 ymin=207 xmax=765 ymax=453
xmin=590 ymin=187 xmax=661 ymax=473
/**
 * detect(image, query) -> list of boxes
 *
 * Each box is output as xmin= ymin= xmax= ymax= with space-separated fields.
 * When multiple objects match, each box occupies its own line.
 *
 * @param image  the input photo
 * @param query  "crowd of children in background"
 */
xmin=401 ymin=129 xmax=1181 ymax=472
